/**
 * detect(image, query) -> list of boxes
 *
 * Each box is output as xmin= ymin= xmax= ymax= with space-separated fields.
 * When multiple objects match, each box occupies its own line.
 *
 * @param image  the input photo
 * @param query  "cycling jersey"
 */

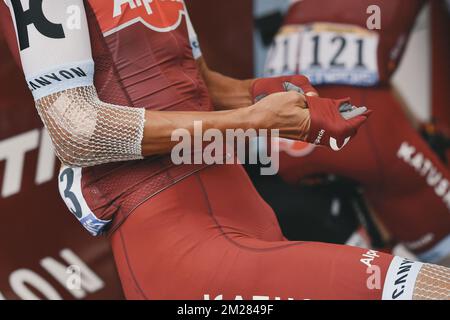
xmin=1 ymin=0 xmax=211 ymax=236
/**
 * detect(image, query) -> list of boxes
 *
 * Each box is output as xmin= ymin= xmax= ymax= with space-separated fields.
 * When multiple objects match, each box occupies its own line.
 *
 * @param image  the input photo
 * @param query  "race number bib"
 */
xmin=265 ymin=23 xmax=380 ymax=86
xmin=58 ymin=166 xmax=111 ymax=236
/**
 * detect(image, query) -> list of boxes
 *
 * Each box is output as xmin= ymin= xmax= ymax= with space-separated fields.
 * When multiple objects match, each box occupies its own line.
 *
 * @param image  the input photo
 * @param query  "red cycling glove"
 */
xmin=305 ymin=96 xmax=372 ymax=151
xmin=251 ymin=76 xmax=371 ymax=151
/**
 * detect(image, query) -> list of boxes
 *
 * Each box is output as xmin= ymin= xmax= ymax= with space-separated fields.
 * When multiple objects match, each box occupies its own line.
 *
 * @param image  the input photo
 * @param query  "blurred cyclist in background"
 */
xmin=249 ymin=0 xmax=450 ymax=266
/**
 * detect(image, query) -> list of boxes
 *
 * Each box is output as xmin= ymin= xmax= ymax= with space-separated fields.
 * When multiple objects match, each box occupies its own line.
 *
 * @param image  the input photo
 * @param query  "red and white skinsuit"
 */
xmin=0 ymin=0 xmax=426 ymax=300
xmin=265 ymin=0 xmax=450 ymax=262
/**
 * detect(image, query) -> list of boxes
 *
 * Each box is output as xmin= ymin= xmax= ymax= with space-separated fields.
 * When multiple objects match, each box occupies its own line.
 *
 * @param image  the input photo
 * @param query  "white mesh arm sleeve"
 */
xmin=413 ymin=263 xmax=450 ymax=300
xmin=382 ymin=256 xmax=450 ymax=300
xmin=4 ymin=0 xmax=146 ymax=167
xmin=36 ymin=86 xmax=145 ymax=167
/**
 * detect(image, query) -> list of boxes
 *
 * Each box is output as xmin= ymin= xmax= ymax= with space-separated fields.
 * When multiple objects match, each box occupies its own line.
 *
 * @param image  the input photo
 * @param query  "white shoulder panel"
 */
xmin=6 ymin=0 xmax=94 ymax=100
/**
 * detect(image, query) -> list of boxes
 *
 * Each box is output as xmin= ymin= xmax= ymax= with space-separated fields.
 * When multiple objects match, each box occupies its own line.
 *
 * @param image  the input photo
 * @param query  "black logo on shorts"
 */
xmin=10 ymin=0 xmax=65 ymax=50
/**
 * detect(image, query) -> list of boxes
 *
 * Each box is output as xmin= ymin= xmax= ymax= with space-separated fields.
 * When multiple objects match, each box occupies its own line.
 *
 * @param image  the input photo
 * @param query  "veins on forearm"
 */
xmin=197 ymin=58 xmax=254 ymax=110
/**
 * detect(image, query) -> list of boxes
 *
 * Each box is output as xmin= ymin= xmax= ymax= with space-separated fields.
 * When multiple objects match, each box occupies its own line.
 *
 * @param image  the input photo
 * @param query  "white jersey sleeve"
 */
xmin=3 ymin=0 xmax=145 ymax=167
xmin=5 ymin=0 xmax=94 ymax=100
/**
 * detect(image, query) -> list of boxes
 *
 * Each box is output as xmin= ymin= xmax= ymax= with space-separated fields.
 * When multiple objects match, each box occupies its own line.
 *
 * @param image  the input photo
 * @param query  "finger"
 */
xmin=254 ymin=93 xmax=268 ymax=103
xmin=296 ymin=82 xmax=318 ymax=96
xmin=284 ymin=81 xmax=319 ymax=97
xmin=341 ymin=106 xmax=368 ymax=120
xmin=305 ymin=91 xmax=319 ymax=97
xmin=339 ymin=102 xmax=354 ymax=113
xmin=283 ymin=81 xmax=304 ymax=94
xmin=362 ymin=109 xmax=373 ymax=118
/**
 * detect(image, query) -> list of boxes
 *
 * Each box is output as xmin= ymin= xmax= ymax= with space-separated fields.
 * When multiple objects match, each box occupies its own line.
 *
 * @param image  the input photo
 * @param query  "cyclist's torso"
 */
xmin=80 ymin=1 xmax=213 ymax=235
xmin=1 ymin=0 xmax=213 ymax=236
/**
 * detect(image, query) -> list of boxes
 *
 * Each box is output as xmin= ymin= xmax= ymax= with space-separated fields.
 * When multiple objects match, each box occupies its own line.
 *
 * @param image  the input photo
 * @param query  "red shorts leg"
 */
xmin=110 ymin=164 xmax=416 ymax=300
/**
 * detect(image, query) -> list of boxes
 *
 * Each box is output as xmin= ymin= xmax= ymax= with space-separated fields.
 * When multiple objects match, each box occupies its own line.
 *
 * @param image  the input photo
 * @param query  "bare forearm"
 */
xmin=142 ymin=107 xmax=255 ymax=156
xmin=197 ymin=58 xmax=254 ymax=110
xmin=141 ymin=90 xmax=313 ymax=157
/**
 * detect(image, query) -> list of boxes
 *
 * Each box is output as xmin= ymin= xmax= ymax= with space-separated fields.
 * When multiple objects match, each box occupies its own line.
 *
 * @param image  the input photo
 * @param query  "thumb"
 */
xmin=341 ymin=106 xmax=367 ymax=120
xmin=362 ymin=109 xmax=373 ymax=118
